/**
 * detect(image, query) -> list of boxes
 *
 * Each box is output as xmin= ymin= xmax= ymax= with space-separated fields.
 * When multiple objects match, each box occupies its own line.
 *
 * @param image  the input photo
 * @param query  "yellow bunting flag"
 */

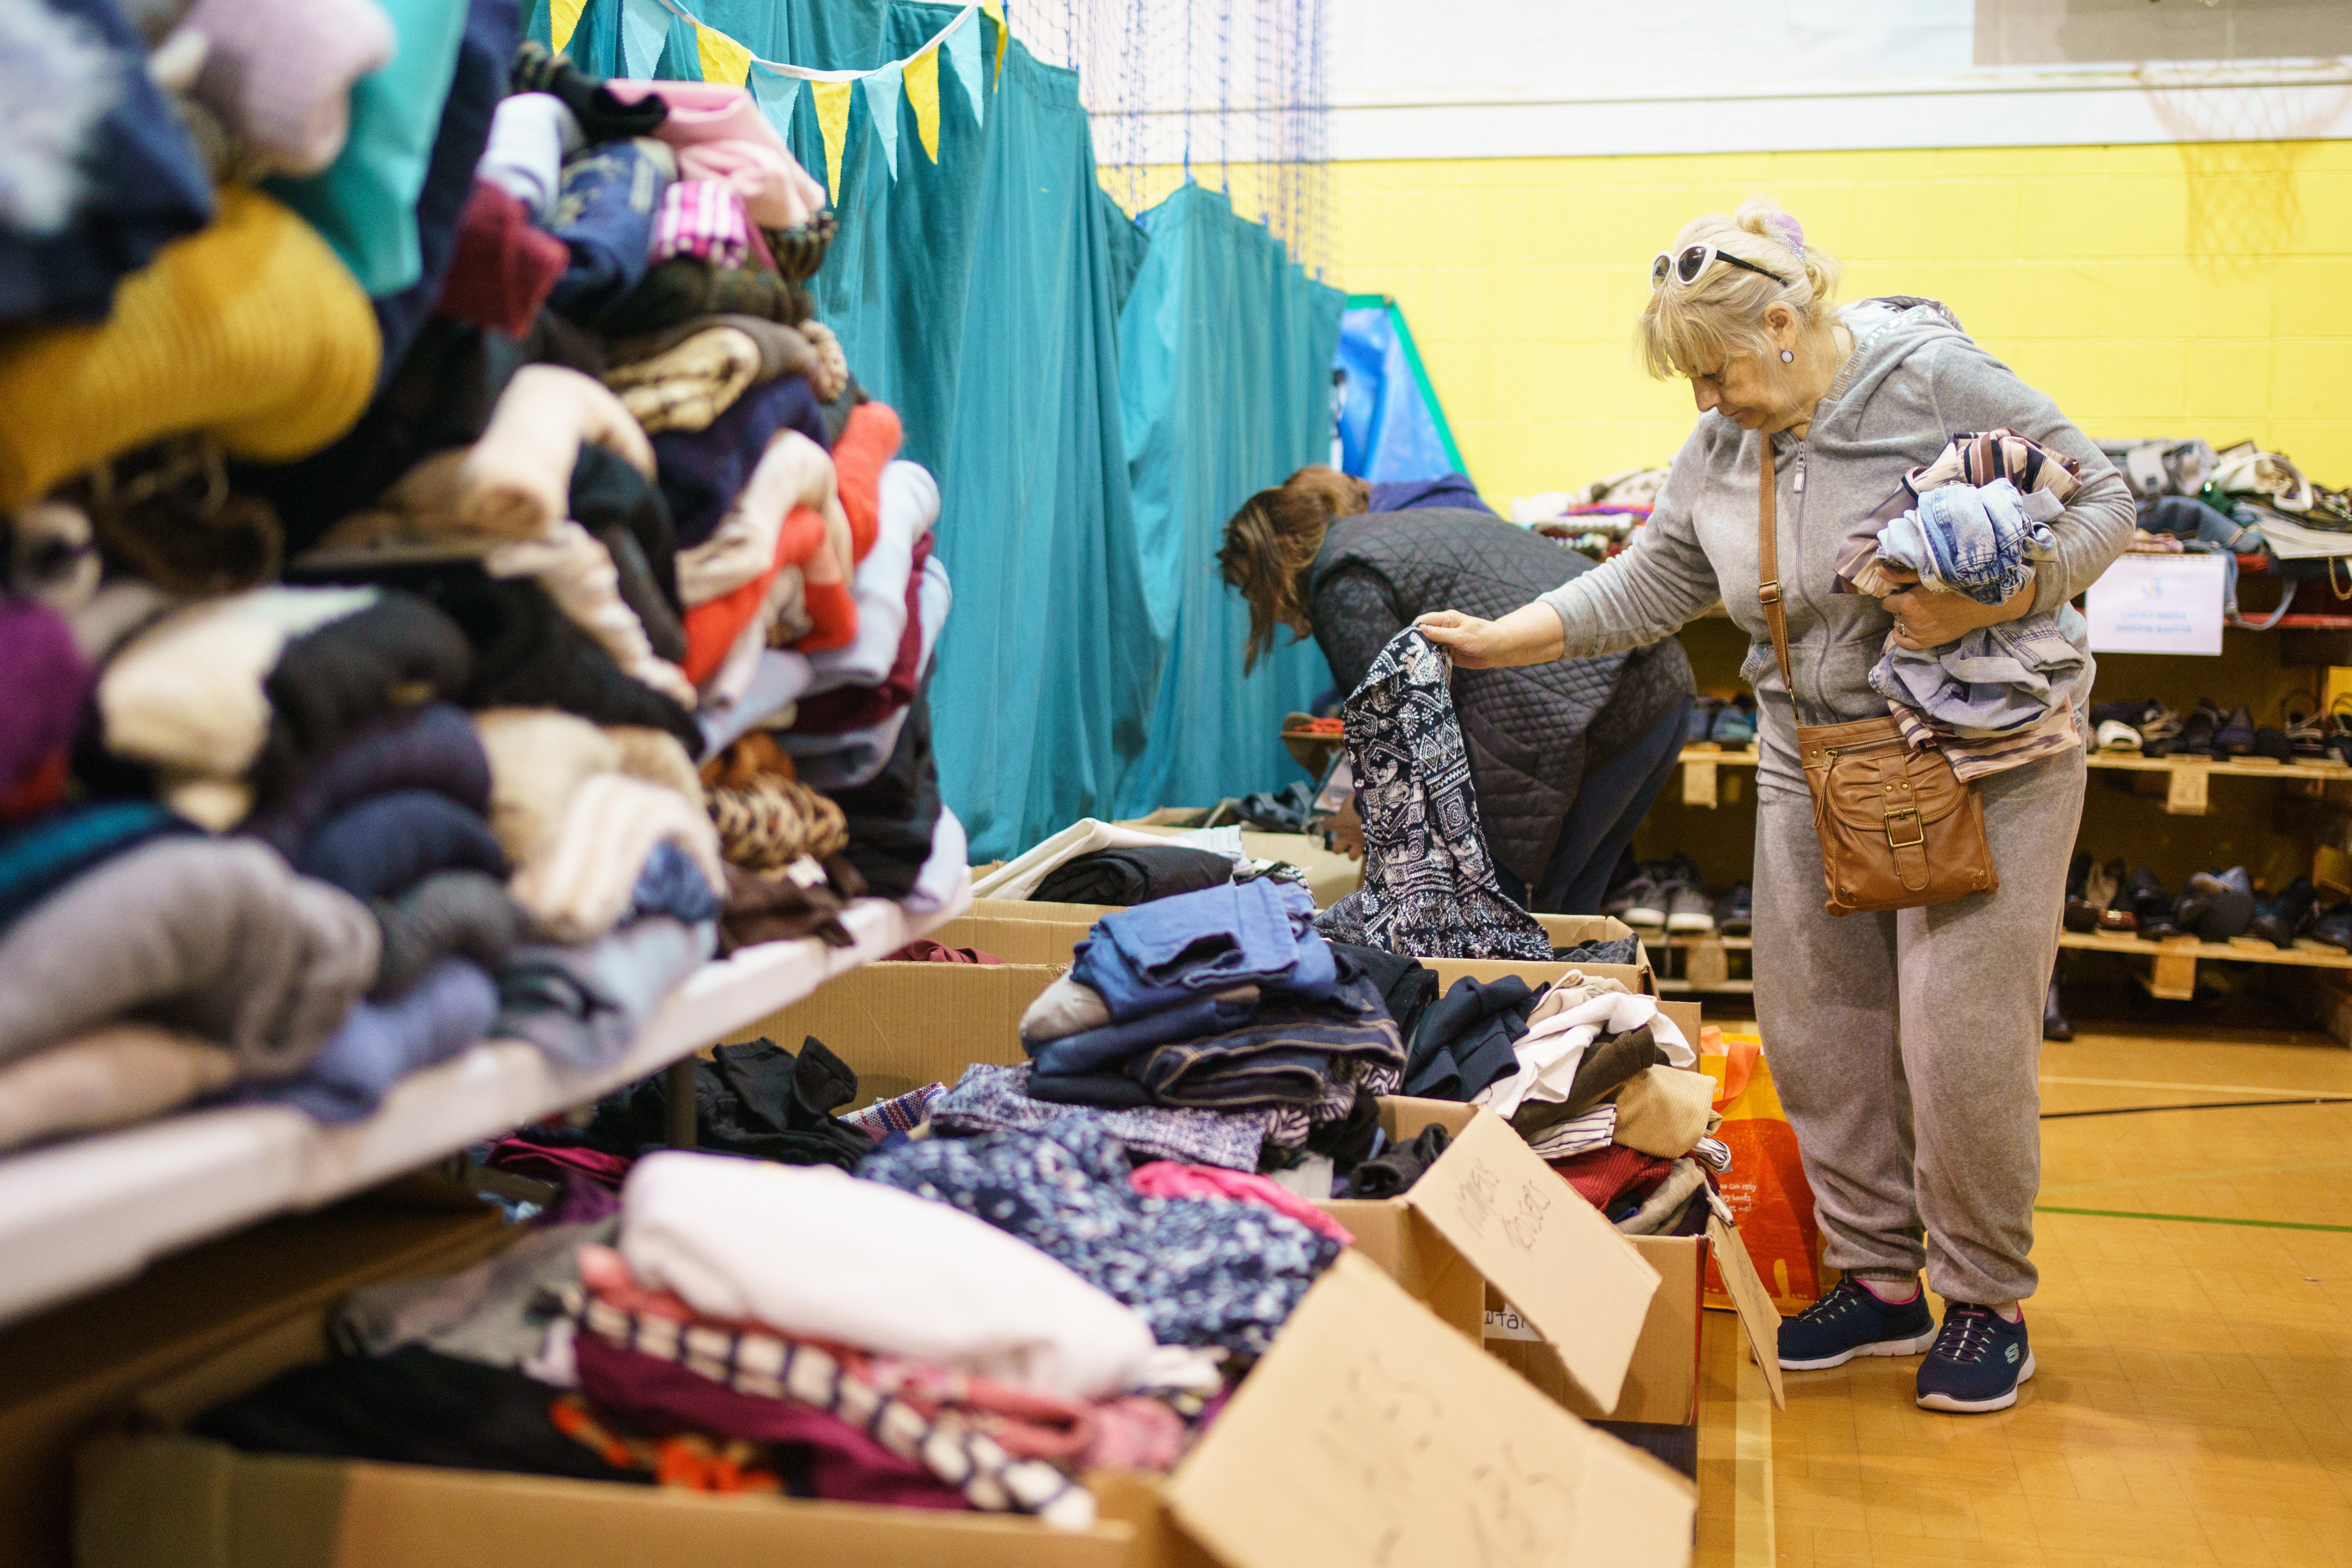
xmin=811 ymin=78 xmax=854 ymax=200
xmin=980 ymin=0 xmax=1006 ymax=83
xmin=903 ymin=45 xmax=941 ymax=162
xmin=695 ymin=20 xmax=752 ymax=86
xmin=551 ymin=0 xmax=586 ymax=52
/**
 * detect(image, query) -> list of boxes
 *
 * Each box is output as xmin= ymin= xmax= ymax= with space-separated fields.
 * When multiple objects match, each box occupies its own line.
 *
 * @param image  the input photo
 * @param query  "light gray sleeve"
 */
xmin=1921 ymin=338 xmax=2137 ymax=618
xmin=1536 ymin=425 xmax=1726 ymax=657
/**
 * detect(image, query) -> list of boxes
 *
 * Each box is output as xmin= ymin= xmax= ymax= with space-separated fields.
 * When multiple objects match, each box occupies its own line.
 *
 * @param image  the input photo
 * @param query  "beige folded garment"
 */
xmin=1609 ymin=1065 xmax=1722 ymax=1159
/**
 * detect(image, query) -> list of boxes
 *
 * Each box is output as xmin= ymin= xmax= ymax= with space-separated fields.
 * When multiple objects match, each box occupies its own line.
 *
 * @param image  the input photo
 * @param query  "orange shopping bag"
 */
xmin=1699 ymin=1030 xmax=1826 ymax=1313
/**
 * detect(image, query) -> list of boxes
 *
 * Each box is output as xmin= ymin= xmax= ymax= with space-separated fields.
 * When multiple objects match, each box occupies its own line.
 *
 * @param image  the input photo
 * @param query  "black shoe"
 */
xmin=1916 ymin=1305 xmax=2035 ymax=1414
xmin=2310 ymin=901 xmax=2352 ymax=951
xmin=2126 ymin=866 xmax=2182 ymax=938
xmin=2187 ymin=867 xmax=2256 ymax=941
xmin=2214 ymin=704 xmax=2257 ymax=756
xmin=2250 ymin=875 xmax=2317 ymax=948
xmin=2253 ymin=726 xmax=2294 ymax=764
xmin=1778 ymin=1277 xmax=1936 ymax=1371
xmin=2095 ymin=857 xmax=2135 ymax=932
xmin=2043 ymin=978 xmax=2072 ymax=1042
xmin=2171 ymin=700 xmax=2222 ymax=757
xmin=1714 ymin=881 xmax=1753 ymax=936
xmin=2062 ymin=852 xmax=2097 ymax=933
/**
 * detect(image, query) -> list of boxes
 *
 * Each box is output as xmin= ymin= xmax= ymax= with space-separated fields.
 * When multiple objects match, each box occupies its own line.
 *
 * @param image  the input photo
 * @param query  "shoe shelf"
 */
xmin=1676 ymin=744 xmax=2352 ymax=815
xmin=1642 ymin=931 xmax=1756 ymax=994
xmin=0 ymin=877 xmax=971 ymax=1330
xmin=2055 ymin=927 xmax=2352 ymax=1000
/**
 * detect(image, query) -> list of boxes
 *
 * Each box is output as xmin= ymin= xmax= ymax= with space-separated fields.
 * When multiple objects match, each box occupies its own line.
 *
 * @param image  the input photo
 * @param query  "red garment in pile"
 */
xmin=434 ymin=182 xmax=567 ymax=336
xmin=1549 ymin=1145 xmax=1676 ymax=1212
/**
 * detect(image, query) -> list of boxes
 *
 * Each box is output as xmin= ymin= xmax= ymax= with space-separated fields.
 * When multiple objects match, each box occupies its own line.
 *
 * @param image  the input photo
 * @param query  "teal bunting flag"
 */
xmin=861 ymin=61 xmax=903 ymax=177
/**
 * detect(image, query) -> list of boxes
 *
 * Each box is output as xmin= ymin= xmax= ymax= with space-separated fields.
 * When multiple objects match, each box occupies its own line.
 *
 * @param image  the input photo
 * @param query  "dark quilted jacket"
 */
xmin=1309 ymin=511 xmax=1692 ymax=886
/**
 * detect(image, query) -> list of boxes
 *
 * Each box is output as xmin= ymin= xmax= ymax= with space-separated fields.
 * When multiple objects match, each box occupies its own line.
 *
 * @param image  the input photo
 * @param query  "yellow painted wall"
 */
xmin=1318 ymin=140 xmax=2352 ymax=508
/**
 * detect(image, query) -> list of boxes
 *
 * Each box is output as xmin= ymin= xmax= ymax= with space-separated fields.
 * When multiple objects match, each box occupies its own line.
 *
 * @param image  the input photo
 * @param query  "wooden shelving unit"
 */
xmin=1675 ymin=743 xmax=2352 ymax=815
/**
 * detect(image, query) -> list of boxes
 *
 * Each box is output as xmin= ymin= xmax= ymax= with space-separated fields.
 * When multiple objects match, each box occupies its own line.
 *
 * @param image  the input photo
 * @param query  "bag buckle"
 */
xmin=1758 ymin=580 xmax=1782 ymax=605
xmin=1885 ymin=805 xmax=1924 ymax=849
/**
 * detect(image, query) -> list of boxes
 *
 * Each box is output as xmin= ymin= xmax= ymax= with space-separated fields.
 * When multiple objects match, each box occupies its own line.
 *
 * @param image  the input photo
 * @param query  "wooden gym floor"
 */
xmin=1692 ymin=1026 xmax=2352 ymax=1568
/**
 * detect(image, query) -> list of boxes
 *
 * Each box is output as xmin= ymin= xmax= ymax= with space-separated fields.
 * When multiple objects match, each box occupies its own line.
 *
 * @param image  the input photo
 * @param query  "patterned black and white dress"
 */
xmin=1315 ymin=630 xmax=1553 ymax=961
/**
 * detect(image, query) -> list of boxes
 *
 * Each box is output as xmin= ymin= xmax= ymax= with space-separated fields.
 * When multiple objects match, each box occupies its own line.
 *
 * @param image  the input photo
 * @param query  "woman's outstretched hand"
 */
xmin=1414 ymin=604 xmax=1567 ymax=668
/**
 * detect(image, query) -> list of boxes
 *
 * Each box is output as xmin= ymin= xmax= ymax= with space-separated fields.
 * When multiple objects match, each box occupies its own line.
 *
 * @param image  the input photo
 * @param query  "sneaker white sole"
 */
xmin=1779 ymin=1327 xmax=1939 ymax=1371
xmin=1916 ymin=1348 xmax=2036 ymax=1413
xmin=1666 ymin=914 xmax=1716 ymax=932
xmin=1624 ymin=908 xmax=1667 ymax=928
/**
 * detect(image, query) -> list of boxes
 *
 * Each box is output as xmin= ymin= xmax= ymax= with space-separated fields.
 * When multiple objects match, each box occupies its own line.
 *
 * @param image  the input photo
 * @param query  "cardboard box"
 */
xmin=1321 ymin=1099 xmax=1665 ymax=1416
xmin=728 ymin=961 xmax=1060 ymax=1101
xmin=77 ymin=1252 xmax=1695 ymax=1568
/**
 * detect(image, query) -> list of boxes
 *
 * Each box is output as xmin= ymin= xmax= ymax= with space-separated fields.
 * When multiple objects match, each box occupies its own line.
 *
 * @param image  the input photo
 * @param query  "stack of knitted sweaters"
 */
xmin=0 ymin=4 xmax=957 ymax=1155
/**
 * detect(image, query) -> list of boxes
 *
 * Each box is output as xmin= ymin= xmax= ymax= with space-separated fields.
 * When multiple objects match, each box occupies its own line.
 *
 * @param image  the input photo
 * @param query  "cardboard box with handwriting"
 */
xmin=79 ymin=1246 xmax=1695 ymax=1568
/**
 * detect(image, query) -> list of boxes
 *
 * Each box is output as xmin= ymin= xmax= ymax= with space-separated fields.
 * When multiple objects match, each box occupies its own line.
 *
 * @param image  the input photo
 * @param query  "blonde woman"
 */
xmin=1418 ymin=198 xmax=2132 ymax=1414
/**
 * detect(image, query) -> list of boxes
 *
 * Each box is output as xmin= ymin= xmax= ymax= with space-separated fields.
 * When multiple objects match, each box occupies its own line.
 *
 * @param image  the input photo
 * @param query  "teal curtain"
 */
xmin=1113 ymin=182 xmax=1345 ymax=817
xmin=529 ymin=0 xmax=1342 ymax=859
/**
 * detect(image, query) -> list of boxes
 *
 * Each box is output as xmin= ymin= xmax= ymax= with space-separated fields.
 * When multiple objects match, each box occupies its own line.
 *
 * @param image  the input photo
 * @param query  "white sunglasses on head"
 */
xmin=1650 ymin=243 xmax=1788 ymax=291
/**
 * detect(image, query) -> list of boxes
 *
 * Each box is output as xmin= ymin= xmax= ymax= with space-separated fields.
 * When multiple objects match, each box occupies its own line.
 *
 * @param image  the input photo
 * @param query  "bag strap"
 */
xmin=1757 ymin=440 xmax=1796 ymax=697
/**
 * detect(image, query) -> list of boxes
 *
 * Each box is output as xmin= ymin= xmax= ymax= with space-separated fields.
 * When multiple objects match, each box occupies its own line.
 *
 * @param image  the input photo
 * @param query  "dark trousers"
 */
xmin=1494 ymin=698 xmax=1690 ymax=915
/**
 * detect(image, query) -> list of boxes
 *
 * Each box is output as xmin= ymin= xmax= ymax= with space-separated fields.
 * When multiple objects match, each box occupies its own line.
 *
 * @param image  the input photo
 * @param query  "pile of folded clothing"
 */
xmin=0 ymin=12 xmax=961 ymax=1154
xmin=1381 ymin=963 xmax=1728 ymax=1236
xmin=193 ymin=1143 xmax=1314 ymax=1524
xmin=1011 ymin=880 xmax=1404 ymax=1124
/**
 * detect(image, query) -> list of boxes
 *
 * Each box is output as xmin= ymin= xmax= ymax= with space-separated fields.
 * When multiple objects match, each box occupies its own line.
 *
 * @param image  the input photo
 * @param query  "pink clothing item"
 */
xmin=1128 ymin=1162 xmax=1356 ymax=1246
xmin=651 ymin=178 xmax=753 ymax=269
xmin=605 ymin=80 xmax=827 ymax=228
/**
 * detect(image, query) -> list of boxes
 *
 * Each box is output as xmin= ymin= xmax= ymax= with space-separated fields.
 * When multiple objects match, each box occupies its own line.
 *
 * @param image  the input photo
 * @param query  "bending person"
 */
xmin=1220 ymin=465 xmax=1693 ymax=914
xmin=1417 ymin=197 xmax=2132 ymax=1415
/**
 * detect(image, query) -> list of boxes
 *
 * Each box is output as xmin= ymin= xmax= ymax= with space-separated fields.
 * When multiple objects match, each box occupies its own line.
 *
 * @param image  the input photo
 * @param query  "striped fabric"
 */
xmin=1889 ymin=694 xmax=2084 ymax=782
xmin=1839 ymin=427 xmax=2083 ymax=596
xmin=838 ymin=1082 xmax=946 ymax=1139
xmin=1524 ymin=1103 xmax=1617 ymax=1161
xmin=649 ymin=178 xmax=753 ymax=270
xmin=1693 ymin=1135 xmax=1733 ymax=1173
xmin=578 ymin=1295 xmax=1097 ymax=1528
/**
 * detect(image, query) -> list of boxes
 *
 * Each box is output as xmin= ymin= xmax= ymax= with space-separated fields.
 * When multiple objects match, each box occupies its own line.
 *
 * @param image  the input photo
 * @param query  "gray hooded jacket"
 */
xmin=1539 ymin=297 xmax=2136 ymax=795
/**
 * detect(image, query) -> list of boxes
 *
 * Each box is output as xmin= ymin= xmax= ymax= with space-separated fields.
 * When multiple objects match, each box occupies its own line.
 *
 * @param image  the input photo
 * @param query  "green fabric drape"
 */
xmin=1114 ymin=182 xmax=1344 ymax=818
xmin=528 ymin=0 xmax=1343 ymax=859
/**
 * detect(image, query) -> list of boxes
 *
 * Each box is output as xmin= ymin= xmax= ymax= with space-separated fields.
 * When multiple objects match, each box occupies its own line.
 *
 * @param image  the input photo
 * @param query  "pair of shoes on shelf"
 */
xmin=2062 ymin=854 xmax=2136 ymax=934
xmin=1688 ymin=693 xmax=1755 ymax=748
xmin=2148 ymin=698 xmax=2253 ymax=757
xmin=2174 ymin=866 xmax=2256 ymax=940
xmin=1614 ymin=852 xmax=1715 ymax=933
xmin=1777 ymin=1278 xmax=2035 ymax=1414
xmin=2090 ymin=698 xmax=2179 ymax=754
xmin=2249 ymin=876 xmax=2318 ymax=948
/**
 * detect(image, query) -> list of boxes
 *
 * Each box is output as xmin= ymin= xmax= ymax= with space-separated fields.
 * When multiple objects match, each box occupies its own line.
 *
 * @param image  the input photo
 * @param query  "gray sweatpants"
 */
xmin=1750 ymin=739 xmax=2083 ymax=1305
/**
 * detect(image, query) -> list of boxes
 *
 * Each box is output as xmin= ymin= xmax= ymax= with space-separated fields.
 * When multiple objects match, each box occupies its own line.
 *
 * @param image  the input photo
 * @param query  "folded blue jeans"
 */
xmin=1126 ymin=1045 xmax=1334 ymax=1109
xmin=1074 ymin=881 xmax=1336 ymax=1021
xmin=1027 ymin=989 xmax=1263 ymax=1077
xmin=1877 ymin=479 xmax=2056 ymax=606
xmin=1870 ymin=610 xmax=2088 ymax=737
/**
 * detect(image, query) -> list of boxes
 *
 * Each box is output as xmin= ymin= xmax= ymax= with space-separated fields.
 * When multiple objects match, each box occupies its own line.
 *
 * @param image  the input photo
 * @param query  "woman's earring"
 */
xmin=1780 ymin=348 xmax=1795 ymax=363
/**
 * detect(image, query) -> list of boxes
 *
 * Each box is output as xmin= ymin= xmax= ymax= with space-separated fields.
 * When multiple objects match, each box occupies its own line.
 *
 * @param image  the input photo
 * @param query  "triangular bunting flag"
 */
xmin=694 ymin=19 xmax=751 ymax=86
xmin=980 ymin=1 xmax=1005 ymax=84
xmin=903 ymin=45 xmax=941 ymax=161
xmin=811 ymin=78 xmax=854 ymax=202
xmin=548 ymin=0 xmax=583 ymax=53
xmin=618 ymin=0 xmax=668 ymax=78
xmin=943 ymin=8 xmax=983 ymax=127
xmin=861 ymin=62 xmax=902 ymax=178
xmin=749 ymin=65 xmax=801 ymax=147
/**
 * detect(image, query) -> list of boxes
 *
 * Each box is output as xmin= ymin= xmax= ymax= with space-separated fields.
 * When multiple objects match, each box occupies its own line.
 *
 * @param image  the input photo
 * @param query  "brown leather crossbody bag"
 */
xmin=1756 ymin=443 xmax=1997 ymax=915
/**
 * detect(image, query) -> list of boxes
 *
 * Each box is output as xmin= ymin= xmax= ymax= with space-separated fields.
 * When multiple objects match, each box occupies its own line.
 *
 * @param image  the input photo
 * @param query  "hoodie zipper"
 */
xmin=1790 ymin=445 xmax=1812 ymax=718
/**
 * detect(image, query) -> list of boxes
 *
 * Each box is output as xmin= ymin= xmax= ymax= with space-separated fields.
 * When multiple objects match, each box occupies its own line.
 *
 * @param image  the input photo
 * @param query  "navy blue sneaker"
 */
xmin=1777 ymin=1277 xmax=1937 ymax=1371
xmin=1915 ymin=1305 xmax=2034 ymax=1413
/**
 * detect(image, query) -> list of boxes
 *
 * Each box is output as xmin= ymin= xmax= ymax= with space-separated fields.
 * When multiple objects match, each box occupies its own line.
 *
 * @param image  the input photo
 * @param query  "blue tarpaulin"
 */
xmin=1336 ymin=297 xmax=1464 ymax=484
